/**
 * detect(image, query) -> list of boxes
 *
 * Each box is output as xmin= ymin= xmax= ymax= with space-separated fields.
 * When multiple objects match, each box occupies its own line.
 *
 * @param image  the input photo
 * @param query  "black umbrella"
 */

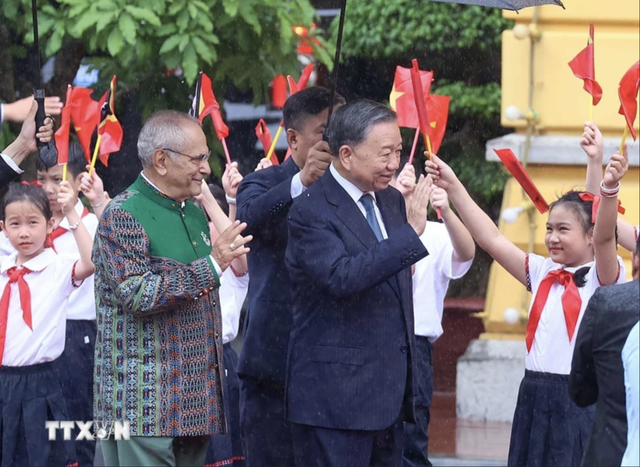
xmin=324 ymin=0 xmax=565 ymax=127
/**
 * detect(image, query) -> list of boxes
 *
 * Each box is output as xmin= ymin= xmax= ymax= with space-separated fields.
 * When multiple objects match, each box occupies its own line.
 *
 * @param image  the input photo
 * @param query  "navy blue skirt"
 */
xmin=508 ymin=370 xmax=595 ymax=467
xmin=0 ymin=361 xmax=77 ymax=466
xmin=205 ymin=343 xmax=245 ymax=467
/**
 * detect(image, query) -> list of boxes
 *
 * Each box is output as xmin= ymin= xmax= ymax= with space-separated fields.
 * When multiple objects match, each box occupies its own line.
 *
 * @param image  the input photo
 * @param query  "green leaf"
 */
xmin=223 ymin=0 xmax=239 ymax=17
xmin=107 ymin=26 xmax=124 ymax=55
xmin=188 ymin=3 xmax=198 ymax=19
xmin=182 ymin=43 xmax=199 ymax=84
xmin=124 ymin=5 xmax=162 ymax=26
xmin=178 ymin=35 xmax=190 ymax=53
xmin=159 ymin=34 xmax=182 ymax=54
xmin=45 ymin=30 xmax=63 ymax=56
xmin=74 ymin=10 xmax=102 ymax=35
xmin=176 ymin=9 xmax=190 ymax=31
xmin=193 ymin=36 xmax=214 ymax=64
xmin=96 ymin=12 xmax=115 ymax=33
xmin=118 ymin=13 xmax=137 ymax=45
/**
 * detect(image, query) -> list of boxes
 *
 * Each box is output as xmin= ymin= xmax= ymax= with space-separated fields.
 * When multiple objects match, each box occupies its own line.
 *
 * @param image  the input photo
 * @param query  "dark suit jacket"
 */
xmin=0 ymin=156 xmax=21 ymax=190
xmin=570 ymin=279 xmax=640 ymax=467
xmin=236 ymin=157 xmax=301 ymax=383
xmin=284 ymin=169 xmax=428 ymax=431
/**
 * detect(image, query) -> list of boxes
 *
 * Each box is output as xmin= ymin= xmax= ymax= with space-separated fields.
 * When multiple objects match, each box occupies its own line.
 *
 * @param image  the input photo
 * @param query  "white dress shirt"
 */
xmin=0 ymin=249 xmax=79 ymax=365
xmin=622 ymin=321 xmax=639 ymax=467
xmin=412 ymin=222 xmax=473 ymax=341
xmin=525 ymin=253 xmax=626 ymax=374
xmin=329 ymin=164 xmax=389 ymax=238
xmin=1 ymin=200 xmax=97 ymax=320
xmin=220 ymin=268 xmax=249 ymax=345
xmin=0 ymin=153 xmax=24 ymax=174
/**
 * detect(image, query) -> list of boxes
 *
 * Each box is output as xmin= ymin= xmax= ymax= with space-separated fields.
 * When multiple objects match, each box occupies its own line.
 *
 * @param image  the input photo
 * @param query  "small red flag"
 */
xmin=618 ymin=61 xmax=639 ymax=140
xmin=55 ymin=85 xmax=73 ymax=166
xmin=568 ymin=23 xmax=603 ymax=106
xmin=96 ymin=76 xmax=123 ymax=167
xmin=425 ymin=94 xmax=450 ymax=154
xmin=287 ymin=75 xmax=299 ymax=96
xmin=297 ymin=64 xmax=315 ymax=90
xmin=410 ymin=60 xmax=433 ymax=138
xmin=69 ymin=87 xmax=100 ymax=163
xmin=272 ymin=75 xmax=287 ymax=109
xmin=494 ymin=149 xmax=549 ymax=214
xmin=256 ymin=119 xmax=279 ymax=165
xmin=190 ymin=72 xmax=229 ymax=140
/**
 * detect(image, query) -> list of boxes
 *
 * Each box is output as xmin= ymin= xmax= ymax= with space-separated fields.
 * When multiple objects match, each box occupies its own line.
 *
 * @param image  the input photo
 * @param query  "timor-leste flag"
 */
xmin=96 ymin=76 xmax=123 ymax=167
xmin=425 ymin=93 xmax=450 ymax=154
xmin=618 ymin=61 xmax=640 ymax=140
xmin=190 ymin=71 xmax=229 ymax=140
xmin=389 ymin=65 xmax=433 ymax=129
xmin=568 ymin=23 xmax=603 ymax=106
xmin=55 ymin=85 xmax=73 ymax=166
xmin=69 ymin=87 xmax=100 ymax=162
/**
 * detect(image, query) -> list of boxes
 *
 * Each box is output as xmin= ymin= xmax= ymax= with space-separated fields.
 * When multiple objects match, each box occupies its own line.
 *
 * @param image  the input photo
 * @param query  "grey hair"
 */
xmin=137 ymin=111 xmax=200 ymax=168
xmin=326 ymin=99 xmax=397 ymax=157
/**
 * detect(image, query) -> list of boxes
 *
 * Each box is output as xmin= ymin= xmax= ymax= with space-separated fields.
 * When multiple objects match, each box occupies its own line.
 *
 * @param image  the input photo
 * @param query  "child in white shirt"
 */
xmin=425 ymin=147 xmax=627 ymax=467
xmin=0 ymin=181 xmax=94 ymax=466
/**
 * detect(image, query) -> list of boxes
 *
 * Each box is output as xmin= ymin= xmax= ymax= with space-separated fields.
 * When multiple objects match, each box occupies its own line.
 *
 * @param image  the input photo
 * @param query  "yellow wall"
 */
xmin=482 ymin=0 xmax=639 ymax=338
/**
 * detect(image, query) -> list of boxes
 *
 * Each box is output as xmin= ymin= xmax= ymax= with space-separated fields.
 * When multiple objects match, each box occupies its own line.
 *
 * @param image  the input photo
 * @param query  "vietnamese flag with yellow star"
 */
xmin=390 ymin=65 xmax=433 ymax=129
xmin=425 ymin=94 xmax=450 ymax=154
xmin=69 ymin=86 xmax=100 ymax=162
xmin=96 ymin=76 xmax=123 ymax=167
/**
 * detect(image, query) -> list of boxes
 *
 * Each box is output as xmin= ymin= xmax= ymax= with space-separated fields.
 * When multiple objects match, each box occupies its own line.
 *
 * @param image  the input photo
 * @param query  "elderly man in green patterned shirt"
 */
xmin=93 ymin=111 xmax=251 ymax=466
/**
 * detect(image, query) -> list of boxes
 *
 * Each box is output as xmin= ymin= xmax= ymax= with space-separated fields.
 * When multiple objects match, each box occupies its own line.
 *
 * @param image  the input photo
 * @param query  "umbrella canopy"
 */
xmin=324 ymin=0 xmax=565 ymax=129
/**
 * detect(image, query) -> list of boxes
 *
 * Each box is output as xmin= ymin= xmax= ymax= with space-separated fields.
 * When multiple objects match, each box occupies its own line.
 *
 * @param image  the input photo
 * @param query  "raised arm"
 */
xmin=425 ymin=154 xmax=527 ymax=286
xmin=594 ymin=147 xmax=628 ymax=285
xmin=58 ymin=181 xmax=95 ymax=281
xmin=79 ymin=164 xmax=110 ymax=218
xmin=580 ymin=121 xmax=604 ymax=194
xmin=430 ymin=187 xmax=475 ymax=263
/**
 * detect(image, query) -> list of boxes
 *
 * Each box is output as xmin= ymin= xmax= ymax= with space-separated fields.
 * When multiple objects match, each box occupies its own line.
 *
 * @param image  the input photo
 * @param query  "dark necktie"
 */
xmin=360 ymin=194 xmax=384 ymax=242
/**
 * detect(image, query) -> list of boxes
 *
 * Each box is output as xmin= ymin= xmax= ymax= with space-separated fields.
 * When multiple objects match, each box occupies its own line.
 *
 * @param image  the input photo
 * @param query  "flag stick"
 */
xmin=62 ymin=164 xmax=68 ymax=182
xmin=267 ymin=124 xmax=283 ymax=162
xmin=89 ymin=133 xmax=103 ymax=175
xmin=619 ymin=125 xmax=629 ymax=155
xmin=408 ymin=128 xmax=420 ymax=165
xmin=423 ymin=133 xmax=442 ymax=219
xmin=221 ymin=138 xmax=232 ymax=165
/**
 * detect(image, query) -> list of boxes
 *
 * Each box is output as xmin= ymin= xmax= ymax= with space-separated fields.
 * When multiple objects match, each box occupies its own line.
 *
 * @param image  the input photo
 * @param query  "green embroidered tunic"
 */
xmin=93 ymin=175 xmax=226 ymax=437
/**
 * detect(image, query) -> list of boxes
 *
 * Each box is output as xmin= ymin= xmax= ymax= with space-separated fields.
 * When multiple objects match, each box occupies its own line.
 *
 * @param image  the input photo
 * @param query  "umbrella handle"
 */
xmin=323 ymin=0 xmax=349 ymax=142
xmin=34 ymin=89 xmax=47 ymax=149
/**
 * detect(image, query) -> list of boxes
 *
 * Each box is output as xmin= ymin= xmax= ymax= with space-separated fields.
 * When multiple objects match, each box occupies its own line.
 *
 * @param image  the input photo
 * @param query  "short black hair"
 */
xmin=1 ymin=183 xmax=52 ymax=221
xmin=326 ymin=99 xmax=397 ymax=157
xmin=36 ymin=142 xmax=87 ymax=179
xmin=283 ymin=86 xmax=345 ymax=132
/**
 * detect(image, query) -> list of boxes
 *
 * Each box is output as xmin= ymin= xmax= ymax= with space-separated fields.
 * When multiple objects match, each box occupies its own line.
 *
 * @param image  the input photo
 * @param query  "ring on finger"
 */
xmin=230 ymin=242 xmax=237 ymax=251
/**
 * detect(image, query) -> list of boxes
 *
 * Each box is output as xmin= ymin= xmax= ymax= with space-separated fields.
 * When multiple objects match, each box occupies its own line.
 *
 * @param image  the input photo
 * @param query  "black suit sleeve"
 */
xmin=286 ymin=200 xmax=428 ymax=298
xmin=236 ymin=171 xmax=295 ymax=236
xmin=0 ymin=156 xmax=21 ymax=190
xmin=569 ymin=288 xmax=601 ymax=407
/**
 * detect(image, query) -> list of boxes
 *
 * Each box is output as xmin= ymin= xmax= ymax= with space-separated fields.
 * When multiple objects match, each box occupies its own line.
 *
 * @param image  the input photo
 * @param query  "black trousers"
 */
xmin=205 ymin=343 xmax=245 ymax=467
xmin=54 ymin=319 xmax=97 ymax=467
xmin=403 ymin=336 xmax=434 ymax=466
xmin=291 ymin=418 xmax=404 ymax=467
xmin=238 ymin=374 xmax=294 ymax=467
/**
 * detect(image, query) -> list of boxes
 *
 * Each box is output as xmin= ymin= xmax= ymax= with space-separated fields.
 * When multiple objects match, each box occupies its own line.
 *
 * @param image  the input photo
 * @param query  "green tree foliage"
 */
xmin=336 ymin=0 xmax=513 ymax=204
xmin=0 ymin=0 xmax=331 ymax=116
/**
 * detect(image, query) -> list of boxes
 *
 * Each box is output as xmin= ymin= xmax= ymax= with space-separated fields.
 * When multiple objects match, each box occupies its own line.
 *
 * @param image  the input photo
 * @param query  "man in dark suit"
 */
xmin=235 ymin=87 xmax=345 ymax=466
xmin=1 ymin=101 xmax=54 ymax=189
xmin=570 ymin=237 xmax=640 ymax=467
xmin=285 ymin=100 xmax=433 ymax=466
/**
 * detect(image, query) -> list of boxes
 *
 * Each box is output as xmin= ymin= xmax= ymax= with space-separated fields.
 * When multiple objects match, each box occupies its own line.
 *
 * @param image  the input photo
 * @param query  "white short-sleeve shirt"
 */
xmin=0 ymin=249 xmax=79 ymax=366
xmin=0 ymin=200 xmax=98 ymax=320
xmin=622 ymin=321 xmax=639 ymax=467
xmin=412 ymin=221 xmax=473 ymax=341
xmin=525 ymin=253 xmax=626 ymax=374
xmin=219 ymin=269 xmax=249 ymax=345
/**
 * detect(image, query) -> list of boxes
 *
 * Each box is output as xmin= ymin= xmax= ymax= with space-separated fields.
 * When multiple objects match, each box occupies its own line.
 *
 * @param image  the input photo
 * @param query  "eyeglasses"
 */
xmin=162 ymin=148 xmax=211 ymax=164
